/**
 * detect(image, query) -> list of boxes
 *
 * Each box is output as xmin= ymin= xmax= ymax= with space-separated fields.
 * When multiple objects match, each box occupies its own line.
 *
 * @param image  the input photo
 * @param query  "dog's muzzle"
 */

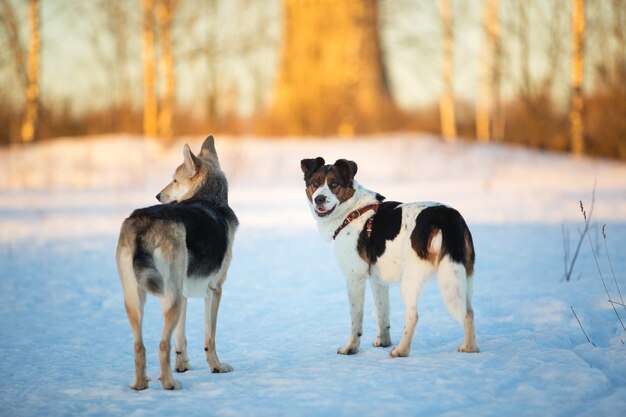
xmin=314 ymin=195 xmax=335 ymax=217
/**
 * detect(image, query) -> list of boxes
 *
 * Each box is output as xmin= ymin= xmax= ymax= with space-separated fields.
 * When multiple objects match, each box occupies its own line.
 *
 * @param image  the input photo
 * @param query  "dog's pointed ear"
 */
xmin=301 ymin=157 xmax=325 ymax=178
xmin=334 ymin=159 xmax=358 ymax=182
xmin=183 ymin=144 xmax=201 ymax=176
xmin=199 ymin=135 xmax=218 ymax=161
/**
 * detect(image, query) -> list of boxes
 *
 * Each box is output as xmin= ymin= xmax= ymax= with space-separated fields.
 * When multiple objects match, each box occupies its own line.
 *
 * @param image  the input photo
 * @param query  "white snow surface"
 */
xmin=1 ymin=133 xmax=626 ymax=417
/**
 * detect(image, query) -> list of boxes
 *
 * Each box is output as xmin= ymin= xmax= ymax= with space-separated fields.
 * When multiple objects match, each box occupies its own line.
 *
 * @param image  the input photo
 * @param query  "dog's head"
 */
xmin=300 ymin=157 xmax=358 ymax=218
xmin=157 ymin=135 xmax=223 ymax=203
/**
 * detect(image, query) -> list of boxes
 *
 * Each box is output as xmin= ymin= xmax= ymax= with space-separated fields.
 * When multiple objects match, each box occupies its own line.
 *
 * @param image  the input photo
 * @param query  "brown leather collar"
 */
xmin=333 ymin=204 xmax=379 ymax=240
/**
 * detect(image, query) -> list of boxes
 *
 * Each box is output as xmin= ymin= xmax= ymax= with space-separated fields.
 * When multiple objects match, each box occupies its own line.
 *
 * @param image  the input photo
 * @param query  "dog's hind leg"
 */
xmin=124 ymin=287 xmax=148 ymax=390
xmin=158 ymin=296 xmax=182 ymax=390
xmin=369 ymin=279 xmax=391 ymax=348
xmin=437 ymin=256 xmax=467 ymax=323
xmin=459 ymin=276 xmax=479 ymax=353
xmin=118 ymin=244 xmax=150 ymax=390
xmin=174 ymin=297 xmax=190 ymax=373
xmin=204 ymin=282 xmax=233 ymax=373
xmin=437 ymin=256 xmax=478 ymax=353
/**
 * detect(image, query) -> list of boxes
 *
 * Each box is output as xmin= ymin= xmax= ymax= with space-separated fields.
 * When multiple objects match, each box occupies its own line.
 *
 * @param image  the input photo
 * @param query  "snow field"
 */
xmin=1 ymin=134 xmax=625 ymax=416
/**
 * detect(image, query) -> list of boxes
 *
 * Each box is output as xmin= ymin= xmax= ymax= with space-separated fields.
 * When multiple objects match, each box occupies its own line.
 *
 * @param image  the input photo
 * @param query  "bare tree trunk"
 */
xmin=476 ymin=0 xmax=499 ymax=143
xmin=570 ymin=0 xmax=585 ymax=155
xmin=203 ymin=0 xmax=219 ymax=132
xmin=613 ymin=0 xmax=625 ymax=70
xmin=541 ymin=2 xmax=566 ymax=101
xmin=101 ymin=0 xmax=133 ymax=132
xmin=21 ymin=0 xmax=40 ymax=143
xmin=439 ymin=0 xmax=456 ymax=142
xmin=0 ymin=0 xmax=28 ymax=89
xmin=476 ymin=0 xmax=491 ymax=142
xmin=142 ymin=0 xmax=158 ymax=138
xmin=490 ymin=0 xmax=503 ymax=141
xmin=271 ymin=0 xmax=393 ymax=136
xmin=156 ymin=0 xmax=175 ymax=142
xmin=517 ymin=2 xmax=531 ymax=100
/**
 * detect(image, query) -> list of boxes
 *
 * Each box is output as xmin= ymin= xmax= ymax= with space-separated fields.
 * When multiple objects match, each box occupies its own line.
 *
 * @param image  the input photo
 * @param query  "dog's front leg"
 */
xmin=369 ymin=279 xmax=391 ymax=348
xmin=390 ymin=276 xmax=423 ymax=358
xmin=204 ymin=283 xmax=233 ymax=373
xmin=338 ymin=274 xmax=366 ymax=355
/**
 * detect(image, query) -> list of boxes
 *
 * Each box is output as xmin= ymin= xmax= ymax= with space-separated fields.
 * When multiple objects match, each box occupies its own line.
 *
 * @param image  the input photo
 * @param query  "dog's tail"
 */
xmin=133 ymin=236 xmax=164 ymax=295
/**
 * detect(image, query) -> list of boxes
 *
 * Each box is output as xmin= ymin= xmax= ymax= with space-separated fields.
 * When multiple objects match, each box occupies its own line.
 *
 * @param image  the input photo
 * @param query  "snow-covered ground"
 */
xmin=1 ymin=134 xmax=625 ymax=417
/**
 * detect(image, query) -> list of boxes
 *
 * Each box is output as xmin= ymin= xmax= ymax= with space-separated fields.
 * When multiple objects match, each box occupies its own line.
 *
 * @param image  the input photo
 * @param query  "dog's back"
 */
xmin=123 ymin=200 xmax=238 ymax=295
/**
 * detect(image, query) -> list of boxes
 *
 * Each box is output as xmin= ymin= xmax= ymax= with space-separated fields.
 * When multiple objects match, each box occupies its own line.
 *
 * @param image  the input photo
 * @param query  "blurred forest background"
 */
xmin=0 ymin=0 xmax=624 ymax=159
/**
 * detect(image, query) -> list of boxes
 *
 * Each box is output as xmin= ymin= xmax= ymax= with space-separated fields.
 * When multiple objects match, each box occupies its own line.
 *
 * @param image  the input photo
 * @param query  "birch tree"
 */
xmin=21 ymin=0 xmax=40 ymax=143
xmin=156 ymin=0 xmax=175 ymax=141
xmin=202 ymin=0 xmax=220 ymax=131
xmin=0 ymin=0 xmax=40 ymax=143
xmin=271 ymin=0 xmax=393 ymax=135
xmin=439 ymin=0 xmax=456 ymax=142
xmin=570 ymin=0 xmax=585 ymax=155
xmin=517 ymin=1 xmax=531 ymax=100
xmin=0 ymin=0 xmax=27 ymax=89
xmin=142 ymin=0 xmax=158 ymax=138
xmin=101 ymin=0 xmax=134 ymax=132
xmin=476 ymin=0 xmax=500 ymax=143
xmin=0 ymin=0 xmax=23 ymax=143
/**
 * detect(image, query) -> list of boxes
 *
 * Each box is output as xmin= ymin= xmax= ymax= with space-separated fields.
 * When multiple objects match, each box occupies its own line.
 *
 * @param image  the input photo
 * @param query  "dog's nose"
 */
xmin=314 ymin=195 xmax=326 ymax=206
xmin=156 ymin=193 xmax=161 ymax=201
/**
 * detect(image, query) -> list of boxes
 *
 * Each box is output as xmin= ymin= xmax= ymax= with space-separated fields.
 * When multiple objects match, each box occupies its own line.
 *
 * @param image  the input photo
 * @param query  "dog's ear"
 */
xmin=334 ymin=159 xmax=358 ymax=183
xmin=199 ymin=135 xmax=218 ymax=162
xmin=183 ymin=144 xmax=202 ymax=176
xmin=301 ymin=157 xmax=325 ymax=178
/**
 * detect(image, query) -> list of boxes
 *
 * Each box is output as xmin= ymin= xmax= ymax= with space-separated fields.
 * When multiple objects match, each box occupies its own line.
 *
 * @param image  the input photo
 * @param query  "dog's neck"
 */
xmin=315 ymin=181 xmax=381 ymax=242
xmin=195 ymin=165 xmax=230 ymax=206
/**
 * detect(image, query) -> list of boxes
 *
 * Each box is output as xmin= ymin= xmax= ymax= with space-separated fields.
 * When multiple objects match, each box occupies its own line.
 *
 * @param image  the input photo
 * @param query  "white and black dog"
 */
xmin=301 ymin=157 xmax=478 ymax=357
xmin=117 ymin=136 xmax=237 ymax=390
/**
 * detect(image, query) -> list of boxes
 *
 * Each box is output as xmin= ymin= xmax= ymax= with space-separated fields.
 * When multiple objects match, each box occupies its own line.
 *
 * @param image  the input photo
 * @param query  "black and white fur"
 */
xmin=117 ymin=136 xmax=238 ymax=390
xmin=301 ymin=157 xmax=478 ymax=357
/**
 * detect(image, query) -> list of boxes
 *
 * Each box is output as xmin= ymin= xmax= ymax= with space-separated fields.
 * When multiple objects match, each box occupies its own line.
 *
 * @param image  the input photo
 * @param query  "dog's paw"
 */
xmin=458 ymin=344 xmax=480 ymax=353
xmin=389 ymin=346 xmax=409 ymax=358
xmin=175 ymin=351 xmax=190 ymax=373
xmin=211 ymin=363 xmax=234 ymax=373
xmin=175 ymin=356 xmax=190 ymax=373
xmin=337 ymin=345 xmax=359 ymax=355
xmin=372 ymin=334 xmax=391 ymax=348
xmin=129 ymin=378 xmax=150 ymax=391
xmin=158 ymin=376 xmax=182 ymax=390
xmin=162 ymin=380 xmax=182 ymax=390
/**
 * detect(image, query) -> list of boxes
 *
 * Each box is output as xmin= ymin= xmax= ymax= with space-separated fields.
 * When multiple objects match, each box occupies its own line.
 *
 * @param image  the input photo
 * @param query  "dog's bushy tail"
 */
xmin=133 ymin=237 xmax=164 ymax=295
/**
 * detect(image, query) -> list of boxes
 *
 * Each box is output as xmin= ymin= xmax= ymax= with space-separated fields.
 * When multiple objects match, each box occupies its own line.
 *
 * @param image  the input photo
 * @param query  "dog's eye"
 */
xmin=330 ymin=182 xmax=338 ymax=189
xmin=311 ymin=181 xmax=320 ymax=187
xmin=173 ymin=179 xmax=177 ymax=184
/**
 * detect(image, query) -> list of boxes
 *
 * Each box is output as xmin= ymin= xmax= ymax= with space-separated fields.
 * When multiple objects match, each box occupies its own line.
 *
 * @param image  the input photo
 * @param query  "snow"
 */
xmin=1 ymin=133 xmax=626 ymax=417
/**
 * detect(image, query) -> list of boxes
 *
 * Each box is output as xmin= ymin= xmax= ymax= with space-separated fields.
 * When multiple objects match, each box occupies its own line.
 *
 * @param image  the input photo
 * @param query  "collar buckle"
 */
xmin=333 ymin=204 xmax=380 ymax=240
